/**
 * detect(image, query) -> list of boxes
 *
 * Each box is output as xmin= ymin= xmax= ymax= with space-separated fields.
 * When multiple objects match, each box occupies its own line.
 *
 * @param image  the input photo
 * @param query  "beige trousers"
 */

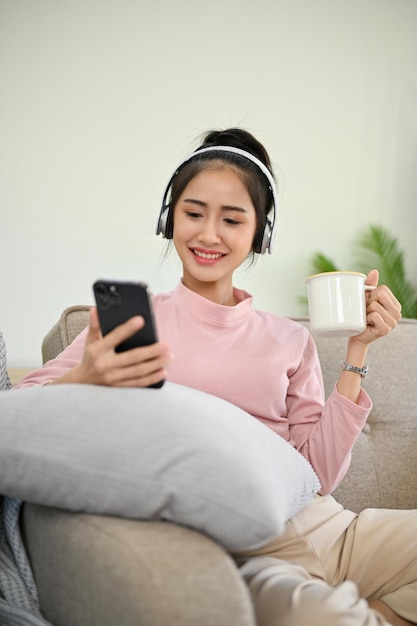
xmin=234 ymin=495 xmax=417 ymax=625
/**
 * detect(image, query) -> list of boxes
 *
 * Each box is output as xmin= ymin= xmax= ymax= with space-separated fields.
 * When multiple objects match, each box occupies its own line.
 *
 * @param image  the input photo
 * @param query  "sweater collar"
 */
xmin=172 ymin=281 xmax=254 ymax=325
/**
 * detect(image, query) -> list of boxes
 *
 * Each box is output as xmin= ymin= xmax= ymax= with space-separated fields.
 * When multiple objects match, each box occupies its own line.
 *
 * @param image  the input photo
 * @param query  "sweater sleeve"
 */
xmin=13 ymin=328 xmax=88 ymax=389
xmin=286 ymin=332 xmax=372 ymax=495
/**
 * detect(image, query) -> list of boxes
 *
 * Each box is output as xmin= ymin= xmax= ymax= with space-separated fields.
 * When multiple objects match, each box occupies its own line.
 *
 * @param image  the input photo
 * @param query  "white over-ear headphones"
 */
xmin=155 ymin=145 xmax=278 ymax=254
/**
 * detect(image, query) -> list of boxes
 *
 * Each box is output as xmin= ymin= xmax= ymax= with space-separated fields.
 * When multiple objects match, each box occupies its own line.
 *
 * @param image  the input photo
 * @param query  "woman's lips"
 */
xmin=191 ymin=248 xmax=226 ymax=264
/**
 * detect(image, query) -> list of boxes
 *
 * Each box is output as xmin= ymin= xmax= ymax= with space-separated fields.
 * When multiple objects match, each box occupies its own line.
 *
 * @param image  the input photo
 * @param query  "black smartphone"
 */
xmin=93 ymin=279 xmax=164 ymax=388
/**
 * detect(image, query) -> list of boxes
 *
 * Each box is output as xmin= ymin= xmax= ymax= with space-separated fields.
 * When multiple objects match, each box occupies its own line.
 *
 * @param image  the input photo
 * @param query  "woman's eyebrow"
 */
xmin=222 ymin=205 xmax=247 ymax=214
xmin=183 ymin=198 xmax=247 ymax=213
xmin=183 ymin=198 xmax=206 ymax=207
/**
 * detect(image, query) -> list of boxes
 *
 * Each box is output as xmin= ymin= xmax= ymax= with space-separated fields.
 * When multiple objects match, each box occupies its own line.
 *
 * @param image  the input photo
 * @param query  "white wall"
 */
xmin=1 ymin=0 xmax=416 ymax=366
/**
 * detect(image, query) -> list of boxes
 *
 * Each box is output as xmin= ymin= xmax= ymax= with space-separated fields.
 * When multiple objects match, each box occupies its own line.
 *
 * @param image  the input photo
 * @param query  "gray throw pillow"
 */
xmin=0 ymin=383 xmax=320 ymax=551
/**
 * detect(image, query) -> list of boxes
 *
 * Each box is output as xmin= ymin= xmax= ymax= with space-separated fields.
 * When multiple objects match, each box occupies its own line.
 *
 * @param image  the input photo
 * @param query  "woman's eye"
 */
xmin=185 ymin=211 xmax=202 ymax=219
xmin=224 ymin=218 xmax=241 ymax=226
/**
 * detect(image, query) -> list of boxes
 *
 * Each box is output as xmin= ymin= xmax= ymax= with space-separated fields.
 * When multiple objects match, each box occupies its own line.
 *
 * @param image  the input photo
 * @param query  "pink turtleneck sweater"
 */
xmin=15 ymin=282 xmax=372 ymax=494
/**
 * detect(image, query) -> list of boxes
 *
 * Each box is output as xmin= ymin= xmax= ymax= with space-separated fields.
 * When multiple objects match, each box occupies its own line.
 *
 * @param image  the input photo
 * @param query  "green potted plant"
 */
xmin=303 ymin=224 xmax=417 ymax=319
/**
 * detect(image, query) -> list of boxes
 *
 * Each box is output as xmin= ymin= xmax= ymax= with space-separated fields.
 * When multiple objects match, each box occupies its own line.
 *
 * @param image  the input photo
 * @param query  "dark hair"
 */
xmin=165 ymin=128 xmax=276 ymax=254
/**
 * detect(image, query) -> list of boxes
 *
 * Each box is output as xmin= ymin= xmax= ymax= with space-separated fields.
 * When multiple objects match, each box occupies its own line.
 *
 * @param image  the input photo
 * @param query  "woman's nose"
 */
xmin=197 ymin=219 xmax=221 ymax=245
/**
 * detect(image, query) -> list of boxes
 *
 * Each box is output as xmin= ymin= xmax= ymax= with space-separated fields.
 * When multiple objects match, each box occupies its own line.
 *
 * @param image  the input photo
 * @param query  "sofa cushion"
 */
xmin=0 ymin=382 xmax=320 ymax=551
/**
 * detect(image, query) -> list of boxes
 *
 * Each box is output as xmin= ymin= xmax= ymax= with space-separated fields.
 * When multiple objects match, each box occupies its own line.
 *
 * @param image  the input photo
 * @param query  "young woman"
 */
xmin=16 ymin=128 xmax=415 ymax=626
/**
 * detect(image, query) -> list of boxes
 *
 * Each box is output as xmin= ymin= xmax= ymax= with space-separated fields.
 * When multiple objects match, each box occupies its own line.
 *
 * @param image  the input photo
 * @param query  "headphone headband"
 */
xmin=156 ymin=145 xmax=278 ymax=254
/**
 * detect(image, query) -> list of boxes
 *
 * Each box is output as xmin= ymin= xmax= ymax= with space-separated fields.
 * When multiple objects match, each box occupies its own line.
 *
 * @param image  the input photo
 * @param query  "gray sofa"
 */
xmin=19 ymin=309 xmax=417 ymax=626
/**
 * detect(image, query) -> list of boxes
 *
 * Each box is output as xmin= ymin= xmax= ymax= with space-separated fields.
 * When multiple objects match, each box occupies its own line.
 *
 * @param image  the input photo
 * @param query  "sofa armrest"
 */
xmin=42 ymin=305 xmax=90 ymax=363
xmin=22 ymin=504 xmax=255 ymax=626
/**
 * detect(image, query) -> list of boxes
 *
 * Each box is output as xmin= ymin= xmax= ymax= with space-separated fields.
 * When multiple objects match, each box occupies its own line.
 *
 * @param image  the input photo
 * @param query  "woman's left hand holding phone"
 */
xmin=52 ymin=308 xmax=172 ymax=388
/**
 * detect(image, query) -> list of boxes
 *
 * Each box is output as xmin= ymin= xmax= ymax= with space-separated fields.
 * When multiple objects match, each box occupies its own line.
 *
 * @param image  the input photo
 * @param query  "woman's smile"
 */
xmin=191 ymin=247 xmax=227 ymax=264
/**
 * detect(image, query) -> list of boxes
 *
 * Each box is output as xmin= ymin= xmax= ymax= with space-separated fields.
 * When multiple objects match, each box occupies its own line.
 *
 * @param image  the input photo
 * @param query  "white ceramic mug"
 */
xmin=305 ymin=271 xmax=374 ymax=337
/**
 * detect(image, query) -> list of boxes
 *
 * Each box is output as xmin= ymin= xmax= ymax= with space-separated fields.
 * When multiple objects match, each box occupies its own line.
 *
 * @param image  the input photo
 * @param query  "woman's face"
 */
xmin=172 ymin=166 xmax=257 ymax=296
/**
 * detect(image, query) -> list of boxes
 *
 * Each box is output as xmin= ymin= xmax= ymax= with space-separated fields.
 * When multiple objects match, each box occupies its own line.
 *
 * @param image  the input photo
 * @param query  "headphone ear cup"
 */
xmin=157 ymin=206 xmax=169 ymax=238
xmin=258 ymin=218 xmax=272 ymax=254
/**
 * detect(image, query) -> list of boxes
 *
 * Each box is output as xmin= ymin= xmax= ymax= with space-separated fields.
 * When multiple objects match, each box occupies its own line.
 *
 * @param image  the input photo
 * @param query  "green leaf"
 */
xmin=309 ymin=253 xmax=339 ymax=276
xmin=352 ymin=225 xmax=417 ymax=318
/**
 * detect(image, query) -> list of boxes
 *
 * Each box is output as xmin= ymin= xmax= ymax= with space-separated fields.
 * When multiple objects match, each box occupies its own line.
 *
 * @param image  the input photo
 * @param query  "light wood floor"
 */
xmin=8 ymin=368 xmax=36 ymax=386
